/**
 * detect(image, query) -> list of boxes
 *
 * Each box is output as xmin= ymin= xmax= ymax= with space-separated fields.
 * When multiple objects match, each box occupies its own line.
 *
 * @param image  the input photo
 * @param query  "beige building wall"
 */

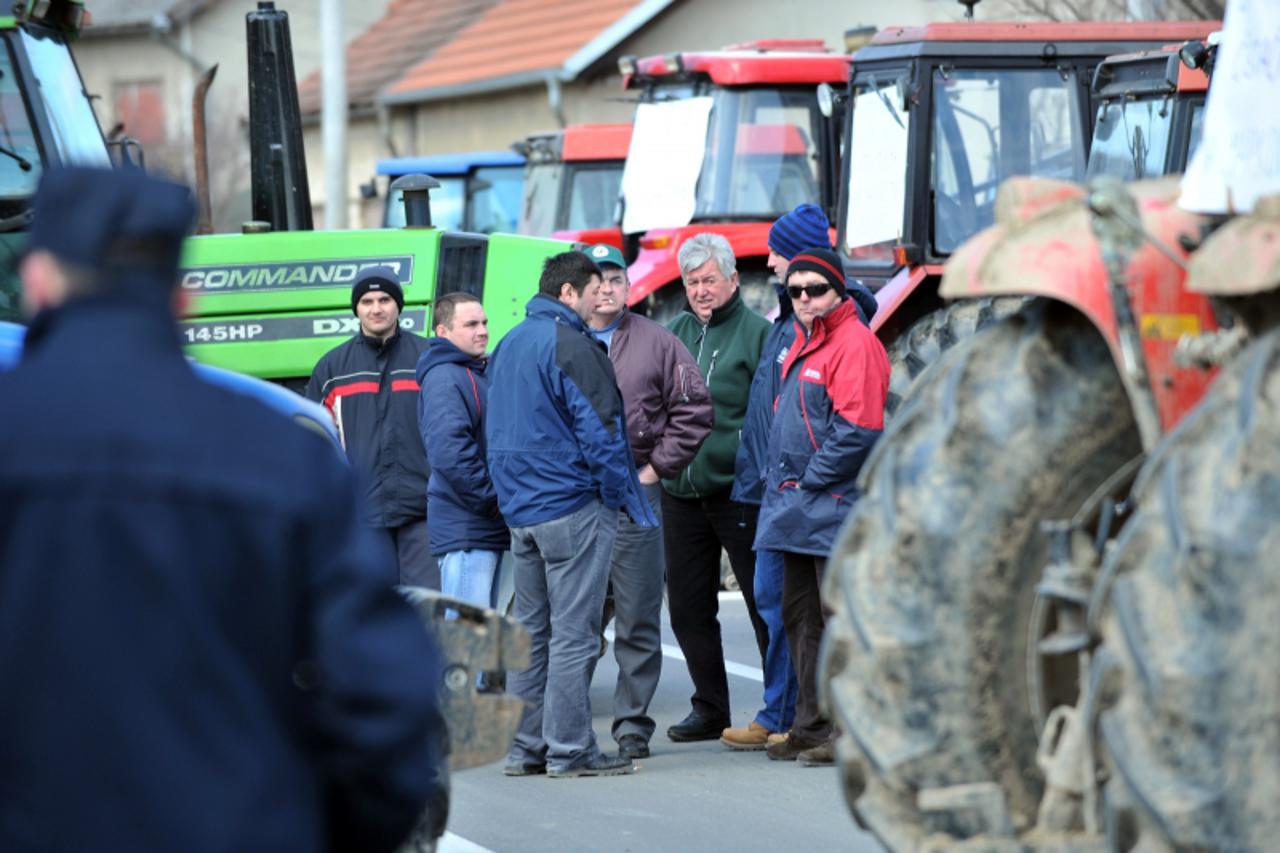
xmin=308 ymin=0 xmax=963 ymax=227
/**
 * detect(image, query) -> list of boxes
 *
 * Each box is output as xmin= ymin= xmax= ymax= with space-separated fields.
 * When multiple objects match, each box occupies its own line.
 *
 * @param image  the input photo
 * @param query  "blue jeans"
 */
xmin=440 ymin=549 xmax=501 ymax=609
xmin=505 ymin=499 xmax=618 ymax=772
xmin=753 ymin=549 xmax=797 ymax=732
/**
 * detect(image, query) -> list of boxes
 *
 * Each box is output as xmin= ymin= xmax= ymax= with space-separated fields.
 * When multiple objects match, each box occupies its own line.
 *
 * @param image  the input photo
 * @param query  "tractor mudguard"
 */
xmin=941 ymin=176 xmax=1218 ymax=432
xmin=1187 ymin=194 xmax=1280 ymax=297
xmin=868 ymin=263 xmax=945 ymax=336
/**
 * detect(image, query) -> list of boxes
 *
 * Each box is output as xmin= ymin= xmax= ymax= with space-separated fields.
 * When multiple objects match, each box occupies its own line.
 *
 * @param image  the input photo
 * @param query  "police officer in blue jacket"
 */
xmin=0 ymin=167 xmax=446 ymax=852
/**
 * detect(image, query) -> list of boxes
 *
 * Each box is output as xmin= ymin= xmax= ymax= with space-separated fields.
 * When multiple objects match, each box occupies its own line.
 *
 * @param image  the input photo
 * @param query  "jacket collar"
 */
xmin=685 ymin=287 xmax=745 ymax=328
xmin=358 ymin=327 xmax=401 ymax=353
xmin=526 ymin=292 xmax=589 ymax=333
xmin=23 ymin=295 xmax=186 ymax=363
xmin=792 ymin=297 xmax=857 ymax=352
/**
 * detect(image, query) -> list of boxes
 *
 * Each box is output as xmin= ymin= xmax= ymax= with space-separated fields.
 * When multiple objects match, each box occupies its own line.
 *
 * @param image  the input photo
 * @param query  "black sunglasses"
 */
xmin=787 ymin=283 xmax=833 ymax=299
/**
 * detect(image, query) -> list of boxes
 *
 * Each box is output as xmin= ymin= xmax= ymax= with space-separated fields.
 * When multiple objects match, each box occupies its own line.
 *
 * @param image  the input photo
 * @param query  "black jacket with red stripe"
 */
xmin=305 ymin=329 xmax=431 ymax=528
xmin=754 ymin=297 xmax=889 ymax=557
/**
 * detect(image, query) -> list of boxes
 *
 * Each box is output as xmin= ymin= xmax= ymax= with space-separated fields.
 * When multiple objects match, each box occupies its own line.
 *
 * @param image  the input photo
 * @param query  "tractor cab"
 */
xmin=838 ymin=22 xmax=1218 ymax=343
xmin=0 ymin=2 xmax=113 ymax=322
xmin=1086 ymin=38 xmax=1213 ymax=182
xmin=517 ymin=123 xmax=631 ymax=246
xmin=377 ymin=149 xmax=525 ymax=233
xmin=618 ymin=40 xmax=849 ymax=319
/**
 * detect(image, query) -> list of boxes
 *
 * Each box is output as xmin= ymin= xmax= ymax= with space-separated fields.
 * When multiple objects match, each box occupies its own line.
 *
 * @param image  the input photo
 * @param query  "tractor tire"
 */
xmin=885 ymin=296 xmax=1030 ymax=418
xmin=820 ymin=300 xmax=1142 ymax=849
xmin=1092 ymin=327 xmax=1280 ymax=851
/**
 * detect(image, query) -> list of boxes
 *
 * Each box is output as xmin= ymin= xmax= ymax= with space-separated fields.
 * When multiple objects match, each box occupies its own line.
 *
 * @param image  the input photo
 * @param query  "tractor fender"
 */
xmin=941 ymin=176 xmax=1219 ymax=431
xmin=1187 ymin=194 xmax=1280 ymax=297
xmin=625 ymin=222 xmax=772 ymax=306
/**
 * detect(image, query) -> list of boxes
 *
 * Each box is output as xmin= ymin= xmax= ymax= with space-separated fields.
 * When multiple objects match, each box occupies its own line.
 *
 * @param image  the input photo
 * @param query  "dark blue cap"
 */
xmin=27 ymin=166 xmax=196 ymax=293
xmin=768 ymin=203 xmax=831 ymax=260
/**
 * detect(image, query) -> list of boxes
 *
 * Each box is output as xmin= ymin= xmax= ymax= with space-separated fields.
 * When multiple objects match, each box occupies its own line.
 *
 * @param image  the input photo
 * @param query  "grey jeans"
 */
xmin=601 ymin=481 xmax=664 ymax=742
xmin=506 ymin=498 xmax=618 ymax=771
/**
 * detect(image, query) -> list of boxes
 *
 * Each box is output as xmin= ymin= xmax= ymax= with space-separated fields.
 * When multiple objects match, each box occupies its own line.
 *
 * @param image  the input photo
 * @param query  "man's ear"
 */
xmin=434 ymin=323 xmax=448 ymax=337
xmin=559 ymin=281 xmax=576 ymax=304
xmin=19 ymin=250 xmax=68 ymax=318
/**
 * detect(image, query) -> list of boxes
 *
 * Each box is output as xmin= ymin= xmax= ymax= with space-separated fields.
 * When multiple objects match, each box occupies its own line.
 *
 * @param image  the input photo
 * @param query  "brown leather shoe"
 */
xmin=720 ymin=720 xmax=773 ymax=751
xmin=798 ymin=740 xmax=836 ymax=767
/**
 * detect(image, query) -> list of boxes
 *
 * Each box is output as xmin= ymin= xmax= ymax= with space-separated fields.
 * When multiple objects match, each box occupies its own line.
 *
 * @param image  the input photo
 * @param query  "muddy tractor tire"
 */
xmin=885 ymin=296 xmax=1029 ymax=418
xmin=1092 ymin=327 xmax=1280 ymax=851
xmin=820 ymin=301 xmax=1142 ymax=848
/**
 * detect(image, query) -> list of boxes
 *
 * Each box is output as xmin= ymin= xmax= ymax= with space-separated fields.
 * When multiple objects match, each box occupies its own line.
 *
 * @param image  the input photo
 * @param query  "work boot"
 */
xmin=798 ymin=740 xmax=836 ymax=767
xmin=765 ymin=732 xmax=825 ymax=762
xmin=667 ymin=711 xmax=731 ymax=742
xmin=720 ymin=720 xmax=774 ymax=751
xmin=766 ymin=731 xmax=789 ymax=747
xmin=547 ymin=752 xmax=634 ymax=778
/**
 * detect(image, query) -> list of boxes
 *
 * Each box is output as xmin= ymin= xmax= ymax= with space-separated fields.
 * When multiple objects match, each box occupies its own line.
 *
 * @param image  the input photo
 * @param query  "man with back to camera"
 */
xmin=662 ymin=232 xmax=771 ymax=742
xmin=416 ymin=292 xmax=508 ymax=609
xmin=486 ymin=251 xmax=657 ymax=778
xmin=0 ymin=166 xmax=446 ymax=852
xmin=306 ymin=264 xmax=436 ymax=588
xmin=583 ymin=243 xmax=714 ymax=760
xmin=756 ymin=247 xmax=889 ymax=766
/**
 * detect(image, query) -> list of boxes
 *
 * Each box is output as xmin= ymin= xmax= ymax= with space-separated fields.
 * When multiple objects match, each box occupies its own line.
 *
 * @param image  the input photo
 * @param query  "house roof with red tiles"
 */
xmin=297 ymin=0 xmax=501 ymax=115
xmin=380 ymin=0 xmax=678 ymax=105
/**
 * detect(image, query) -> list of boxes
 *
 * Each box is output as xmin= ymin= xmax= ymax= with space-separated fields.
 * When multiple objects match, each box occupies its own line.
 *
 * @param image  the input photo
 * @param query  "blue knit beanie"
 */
xmin=768 ymin=203 xmax=830 ymax=260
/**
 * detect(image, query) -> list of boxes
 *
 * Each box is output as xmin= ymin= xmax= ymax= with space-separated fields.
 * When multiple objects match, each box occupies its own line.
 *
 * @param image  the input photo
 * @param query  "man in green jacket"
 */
xmin=662 ymin=232 xmax=771 ymax=742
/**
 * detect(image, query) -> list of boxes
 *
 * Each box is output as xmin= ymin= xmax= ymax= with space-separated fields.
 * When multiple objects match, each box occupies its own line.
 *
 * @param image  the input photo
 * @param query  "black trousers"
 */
xmin=781 ymin=552 xmax=832 ymax=742
xmin=662 ymin=489 xmax=769 ymax=720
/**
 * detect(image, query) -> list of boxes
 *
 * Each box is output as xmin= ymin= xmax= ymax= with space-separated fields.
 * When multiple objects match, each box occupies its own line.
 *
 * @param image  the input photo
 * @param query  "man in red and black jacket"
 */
xmin=306 ymin=266 xmax=434 ymax=588
xmin=755 ymin=247 xmax=889 ymax=766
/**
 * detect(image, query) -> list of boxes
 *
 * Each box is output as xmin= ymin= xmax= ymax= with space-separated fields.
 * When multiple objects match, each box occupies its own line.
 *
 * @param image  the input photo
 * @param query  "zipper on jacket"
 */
xmin=705 ymin=349 xmax=721 ymax=387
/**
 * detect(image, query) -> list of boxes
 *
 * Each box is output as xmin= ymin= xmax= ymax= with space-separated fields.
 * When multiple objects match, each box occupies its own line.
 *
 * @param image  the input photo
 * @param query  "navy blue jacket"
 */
xmin=304 ymin=328 xmax=430 ymax=529
xmin=754 ymin=298 xmax=890 ymax=556
xmin=732 ymin=280 xmax=877 ymax=506
xmin=485 ymin=294 xmax=657 ymax=529
xmin=416 ymin=338 xmax=509 ymax=556
xmin=0 ymin=299 xmax=445 ymax=853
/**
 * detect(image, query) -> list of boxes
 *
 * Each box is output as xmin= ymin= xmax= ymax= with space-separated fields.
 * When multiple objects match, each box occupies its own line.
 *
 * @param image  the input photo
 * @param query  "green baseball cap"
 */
xmin=583 ymin=242 xmax=626 ymax=269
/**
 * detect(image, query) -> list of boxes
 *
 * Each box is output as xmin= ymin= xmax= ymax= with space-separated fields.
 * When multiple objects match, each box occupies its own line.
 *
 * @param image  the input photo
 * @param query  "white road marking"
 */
xmin=438 ymin=831 xmax=496 ymax=852
xmin=604 ymin=591 xmax=765 ymax=684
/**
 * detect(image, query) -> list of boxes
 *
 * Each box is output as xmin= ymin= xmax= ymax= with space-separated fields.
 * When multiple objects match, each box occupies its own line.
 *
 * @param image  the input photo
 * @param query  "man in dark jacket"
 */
xmin=584 ymin=243 xmax=714 ymax=760
xmin=417 ymin=292 xmax=507 ymax=608
xmin=486 ymin=251 xmax=657 ymax=778
xmin=306 ymin=265 xmax=435 ymax=588
xmin=756 ymin=248 xmax=889 ymax=766
xmin=663 ymin=232 xmax=772 ymax=742
xmin=0 ymin=166 xmax=445 ymax=852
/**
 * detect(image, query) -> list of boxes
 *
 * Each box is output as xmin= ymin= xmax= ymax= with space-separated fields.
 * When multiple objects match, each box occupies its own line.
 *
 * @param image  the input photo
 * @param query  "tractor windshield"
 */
xmin=1087 ymin=97 xmax=1175 ymax=182
xmin=20 ymin=30 xmax=110 ymax=168
xmin=931 ymin=67 xmax=1084 ymax=254
xmin=520 ymin=161 xmax=561 ymax=235
xmin=693 ymin=86 xmax=822 ymax=220
xmin=464 ymin=164 xmax=522 ymax=234
xmin=565 ymin=162 xmax=623 ymax=231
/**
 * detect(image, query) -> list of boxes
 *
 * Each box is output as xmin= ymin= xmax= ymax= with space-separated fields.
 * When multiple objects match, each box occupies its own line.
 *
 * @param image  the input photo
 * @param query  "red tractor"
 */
xmin=834 ymin=21 xmax=1217 ymax=412
xmin=516 ymin=123 xmax=631 ymax=247
xmin=616 ymin=40 xmax=850 ymax=320
xmin=816 ymin=28 xmax=1277 ymax=850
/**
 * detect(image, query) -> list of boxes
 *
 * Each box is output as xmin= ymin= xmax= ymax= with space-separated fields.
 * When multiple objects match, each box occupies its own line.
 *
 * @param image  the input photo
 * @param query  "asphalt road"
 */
xmin=438 ymin=592 xmax=884 ymax=853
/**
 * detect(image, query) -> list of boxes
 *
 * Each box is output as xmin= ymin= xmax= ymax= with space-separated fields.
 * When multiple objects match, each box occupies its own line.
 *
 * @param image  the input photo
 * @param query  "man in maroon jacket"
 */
xmin=584 ymin=243 xmax=714 ymax=760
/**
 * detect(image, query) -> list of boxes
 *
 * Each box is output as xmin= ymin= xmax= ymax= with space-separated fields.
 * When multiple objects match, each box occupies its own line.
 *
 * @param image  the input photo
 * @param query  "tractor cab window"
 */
xmin=932 ymin=67 xmax=1084 ymax=254
xmin=1186 ymin=102 xmax=1206 ymax=165
xmin=693 ymin=87 xmax=822 ymax=220
xmin=520 ymin=161 xmax=562 ymax=236
xmin=1087 ymin=96 xmax=1174 ymax=183
xmin=0 ymin=40 xmax=41 ymax=204
xmin=842 ymin=74 xmax=911 ymax=263
xmin=21 ymin=30 xmax=109 ymax=168
xmin=566 ymin=163 xmax=623 ymax=232
xmin=465 ymin=164 xmax=522 ymax=234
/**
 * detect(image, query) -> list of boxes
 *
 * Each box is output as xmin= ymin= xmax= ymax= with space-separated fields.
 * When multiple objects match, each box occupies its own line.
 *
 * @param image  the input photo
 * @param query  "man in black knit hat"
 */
xmin=306 ymin=265 xmax=436 ymax=588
